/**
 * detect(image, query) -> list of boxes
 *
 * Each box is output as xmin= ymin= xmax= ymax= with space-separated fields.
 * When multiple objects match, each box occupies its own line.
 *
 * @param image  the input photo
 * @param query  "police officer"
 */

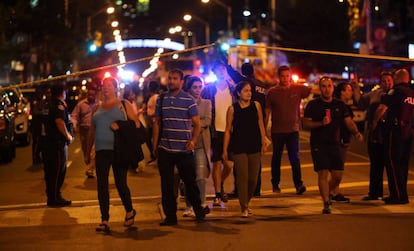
xmin=43 ymin=83 xmax=74 ymax=207
xmin=30 ymin=85 xmax=50 ymax=165
xmin=30 ymin=86 xmax=45 ymax=164
xmin=373 ymin=68 xmax=414 ymax=205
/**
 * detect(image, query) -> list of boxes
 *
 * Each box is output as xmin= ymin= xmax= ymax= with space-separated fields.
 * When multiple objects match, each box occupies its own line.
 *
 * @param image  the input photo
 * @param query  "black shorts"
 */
xmin=211 ymin=131 xmax=225 ymax=162
xmin=311 ymin=144 xmax=344 ymax=172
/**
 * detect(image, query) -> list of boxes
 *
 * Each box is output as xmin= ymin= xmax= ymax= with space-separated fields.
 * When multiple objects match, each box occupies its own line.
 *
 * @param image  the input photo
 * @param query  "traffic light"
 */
xmin=88 ymin=31 xmax=102 ymax=53
xmin=93 ymin=31 xmax=102 ymax=47
xmin=88 ymin=43 xmax=98 ymax=53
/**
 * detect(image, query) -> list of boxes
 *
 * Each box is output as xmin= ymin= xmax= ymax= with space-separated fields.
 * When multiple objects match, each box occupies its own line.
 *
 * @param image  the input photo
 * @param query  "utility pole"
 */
xmin=271 ymin=0 xmax=276 ymax=39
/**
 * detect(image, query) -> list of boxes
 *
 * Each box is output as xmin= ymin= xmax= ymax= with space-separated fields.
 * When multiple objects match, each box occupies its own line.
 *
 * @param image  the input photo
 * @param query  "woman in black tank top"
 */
xmin=222 ymin=81 xmax=268 ymax=217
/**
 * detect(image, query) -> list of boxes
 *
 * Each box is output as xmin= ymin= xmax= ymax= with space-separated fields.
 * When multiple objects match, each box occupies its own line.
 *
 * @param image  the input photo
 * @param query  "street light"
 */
xmin=87 ymin=6 xmax=115 ymax=39
xmin=183 ymin=14 xmax=210 ymax=45
xmin=169 ymin=25 xmax=191 ymax=48
xmin=201 ymin=0 xmax=232 ymax=33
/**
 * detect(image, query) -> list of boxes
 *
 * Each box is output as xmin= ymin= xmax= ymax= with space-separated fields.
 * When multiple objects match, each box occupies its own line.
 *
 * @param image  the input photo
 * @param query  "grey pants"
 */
xmin=233 ymin=152 xmax=261 ymax=211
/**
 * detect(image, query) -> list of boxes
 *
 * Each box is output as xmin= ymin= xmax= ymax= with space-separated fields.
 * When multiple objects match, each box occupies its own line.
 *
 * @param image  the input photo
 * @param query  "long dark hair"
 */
xmin=184 ymin=76 xmax=203 ymax=92
xmin=234 ymin=80 xmax=252 ymax=100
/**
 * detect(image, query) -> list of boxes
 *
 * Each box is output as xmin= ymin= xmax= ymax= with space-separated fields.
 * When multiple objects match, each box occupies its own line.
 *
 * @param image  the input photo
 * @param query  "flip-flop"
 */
xmin=124 ymin=209 xmax=136 ymax=227
xmin=96 ymin=223 xmax=110 ymax=233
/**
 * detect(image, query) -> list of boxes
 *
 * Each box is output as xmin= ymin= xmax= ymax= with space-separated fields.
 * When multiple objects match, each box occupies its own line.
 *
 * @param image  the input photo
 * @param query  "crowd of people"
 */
xmin=33 ymin=62 xmax=414 ymax=232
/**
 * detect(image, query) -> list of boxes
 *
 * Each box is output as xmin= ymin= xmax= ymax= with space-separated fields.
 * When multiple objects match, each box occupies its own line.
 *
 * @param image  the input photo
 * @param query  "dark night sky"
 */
xmin=119 ymin=0 xmax=351 ymax=73
xmin=128 ymin=0 xmax=349 ymax=50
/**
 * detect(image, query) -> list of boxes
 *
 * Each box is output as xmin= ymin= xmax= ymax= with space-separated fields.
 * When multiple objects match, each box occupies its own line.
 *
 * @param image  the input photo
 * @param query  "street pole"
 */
xmin=205 ymin=23 xmax=210 ymax=45
xmin=86 ymin=6 xmax=115 ymax=40
xmin=202 ymin=0 xmax=232 ymax=36
xmin=271 ymin=0 xmax=276 ymax=37
xmin=226 ymin=5 xmax=232 ymax=34
xmin=87 ymin=16 xmax=92 ymax=39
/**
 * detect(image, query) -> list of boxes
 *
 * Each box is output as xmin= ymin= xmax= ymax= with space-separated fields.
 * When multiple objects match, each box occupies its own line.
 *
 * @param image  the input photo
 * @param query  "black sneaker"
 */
xmin=322 ymin=201 xmax=331 ymax=214
xmin=296 ymin=185 xmax=306 ymax=195
xmin=221 ymin=192 xmax=228 ymax=203
xmin=47 ymin=198 xmax=71 ymax=207
xmin=362 ymin=195 xmax=379 ymax=201
xmin=159 ymin=218 xmax=177 ymax=226
xmin=322 ymin=207 xmax=331 ymax=214
xmin=383 ymin=197 xmax=409 ymax=205
xmin=227 ymin=191 xmax=238 ymax=199
xmin=47 ymin=201 xmax=61 ymax=207
xmin=272 ymin=184 xmax=281 ymax=193
xmin=220 ymin=184 xmax=228 ymax=203
xmin=331 ymin=193 xmax=350 ymax=203
xmin=202 ymin=205 xmax=210 ymax=215
xmin=194 ymin=205 xmax=210 ymax=222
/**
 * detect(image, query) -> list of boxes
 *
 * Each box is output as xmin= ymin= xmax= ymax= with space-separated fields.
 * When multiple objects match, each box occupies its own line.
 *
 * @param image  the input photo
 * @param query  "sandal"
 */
xmin=96 ymin=222 xmax=110 ymax=233
xmin=124 ymin=209 xmax=136 ymax=227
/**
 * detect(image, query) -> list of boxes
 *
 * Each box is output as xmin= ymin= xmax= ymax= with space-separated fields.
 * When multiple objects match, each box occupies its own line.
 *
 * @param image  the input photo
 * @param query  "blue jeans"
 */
xmin=186 ymin=148 xmax=209 ymax=207
xmin=271 ymin=132 xmax=304 ymax=188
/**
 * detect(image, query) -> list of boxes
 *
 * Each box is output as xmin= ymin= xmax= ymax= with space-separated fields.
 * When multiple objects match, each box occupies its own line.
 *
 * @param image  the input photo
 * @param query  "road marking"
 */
xmin=259 ymin=180 xmax=414 ymax=195
xmin=74 ymin=148 xmax=81 ymax=154
xmin=2 ymin=180 xmax=413 ymax=211
xmin=1 ymin=193 xmax=413 ymax=228
xmin=347 ymin=151 xmax=370 ymax=161
xmin=261 ymin=162 xmax=370 ymax=172
xmin=263 ymin=149 xmax=370 ymax=161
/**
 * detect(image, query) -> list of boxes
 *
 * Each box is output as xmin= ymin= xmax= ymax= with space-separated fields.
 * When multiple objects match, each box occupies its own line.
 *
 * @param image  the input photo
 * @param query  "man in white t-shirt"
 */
xmin=201 ymin=61 xmax=236 ymax=206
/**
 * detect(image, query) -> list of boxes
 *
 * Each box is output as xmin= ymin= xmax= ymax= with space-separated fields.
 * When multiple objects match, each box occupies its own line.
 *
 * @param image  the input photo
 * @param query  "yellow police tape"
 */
xmin=239 ymin=44 xmax=414 ymax=63
xmin=3 ymin=42 xmax=413 ymax=90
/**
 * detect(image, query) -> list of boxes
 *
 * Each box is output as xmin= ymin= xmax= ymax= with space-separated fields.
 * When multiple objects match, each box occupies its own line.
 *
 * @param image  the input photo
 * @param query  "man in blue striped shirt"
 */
xmin=153 ymin=69 xmax=210 ymax=226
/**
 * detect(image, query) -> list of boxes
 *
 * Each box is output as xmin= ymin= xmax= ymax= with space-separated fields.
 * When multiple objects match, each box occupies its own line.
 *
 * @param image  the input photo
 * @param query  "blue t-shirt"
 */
xmin=155 ymin=91 xmax=198 ymax=153
xmin=93 ymin=105 xmax=124 ymax=151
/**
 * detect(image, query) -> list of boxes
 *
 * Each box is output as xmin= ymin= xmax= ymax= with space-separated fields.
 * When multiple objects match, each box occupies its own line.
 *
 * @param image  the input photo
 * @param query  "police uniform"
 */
xmin=381 ymin=82 xmax=414 ymax=204
xmin=43 ymin=98 xmax=72 ymax=206
xmin=30 ymin=93 xmax=49 ymax=164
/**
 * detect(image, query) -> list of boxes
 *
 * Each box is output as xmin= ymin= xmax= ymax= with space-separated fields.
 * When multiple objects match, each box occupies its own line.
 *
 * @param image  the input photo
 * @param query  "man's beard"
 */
xmin=168 ymin=84 xmax=178 ymax=92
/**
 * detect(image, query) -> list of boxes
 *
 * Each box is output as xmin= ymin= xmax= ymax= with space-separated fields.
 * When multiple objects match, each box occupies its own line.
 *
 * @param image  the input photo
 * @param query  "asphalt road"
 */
xmin=0 ymin=131 xmax=413 ymax=251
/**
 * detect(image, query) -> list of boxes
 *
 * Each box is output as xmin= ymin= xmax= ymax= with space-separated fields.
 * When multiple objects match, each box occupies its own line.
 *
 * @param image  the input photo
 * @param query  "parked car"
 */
xmin=0 ymin=87 xmax=31 ymax=146
xmin=0 ymin=95 xmax=16 ymax=162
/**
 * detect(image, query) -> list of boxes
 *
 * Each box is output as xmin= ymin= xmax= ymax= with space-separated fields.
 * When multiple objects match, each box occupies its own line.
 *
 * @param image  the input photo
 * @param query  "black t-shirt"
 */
xmin=304 ymin=98 xmax=350 ymax=145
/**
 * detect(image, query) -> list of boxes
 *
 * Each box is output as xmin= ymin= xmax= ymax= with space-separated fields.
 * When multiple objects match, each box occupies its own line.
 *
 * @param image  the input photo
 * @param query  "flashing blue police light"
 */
xmin=220 ymin=42 xmax=230 ymax=51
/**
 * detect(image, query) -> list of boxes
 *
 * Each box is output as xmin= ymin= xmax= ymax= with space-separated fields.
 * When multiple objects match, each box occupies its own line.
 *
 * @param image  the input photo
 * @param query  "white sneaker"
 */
xmin=182 ymin=207 xmax=195 ymax=217
xmin=241 ymin=209 xmax=249 ymax=218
